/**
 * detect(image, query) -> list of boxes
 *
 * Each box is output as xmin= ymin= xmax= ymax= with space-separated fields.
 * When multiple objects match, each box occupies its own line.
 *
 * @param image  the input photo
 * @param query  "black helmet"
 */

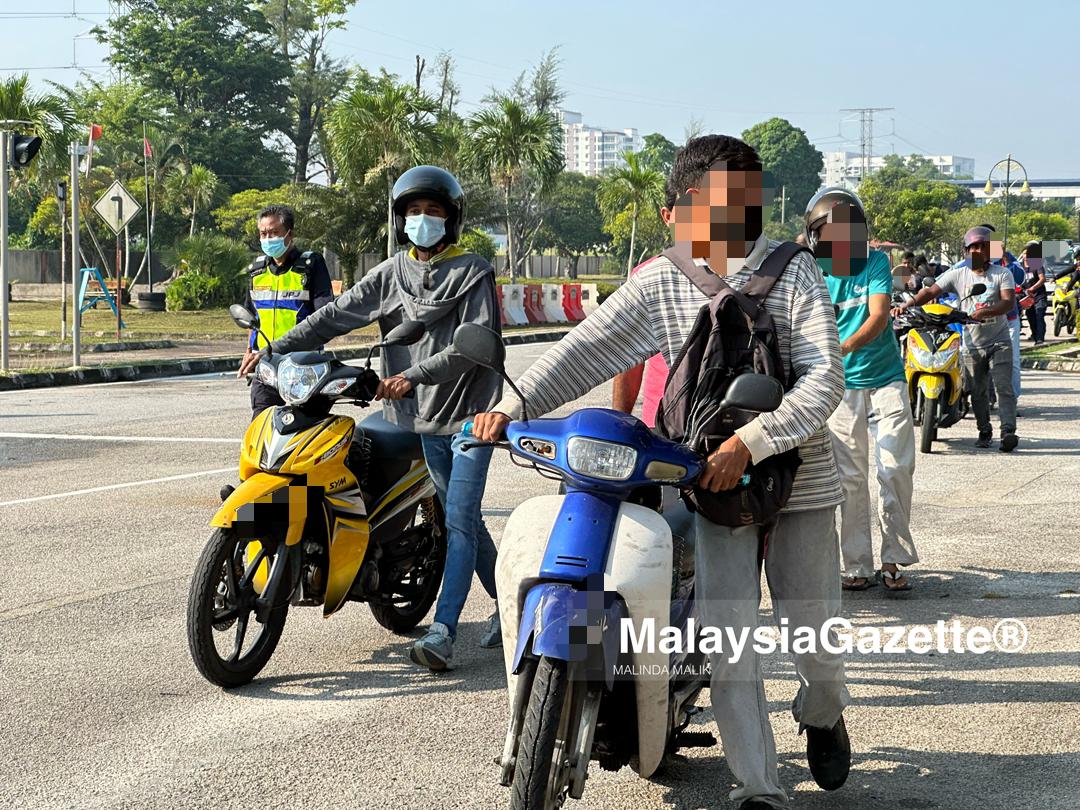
xmin=391 ymin=165 xmax=466 ymax=246
xmin=804 ymin=186 xmax=866 ymax=250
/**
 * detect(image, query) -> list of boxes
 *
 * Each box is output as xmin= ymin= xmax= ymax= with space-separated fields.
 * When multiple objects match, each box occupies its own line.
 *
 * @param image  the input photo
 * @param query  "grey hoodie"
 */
xmin=270 ymin=246 xmax=503 ymax=435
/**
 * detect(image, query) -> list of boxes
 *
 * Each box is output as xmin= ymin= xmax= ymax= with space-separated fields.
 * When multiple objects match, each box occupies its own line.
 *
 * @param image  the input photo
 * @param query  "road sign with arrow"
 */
xmin=92 ymin=180 xmax=141 ymax=235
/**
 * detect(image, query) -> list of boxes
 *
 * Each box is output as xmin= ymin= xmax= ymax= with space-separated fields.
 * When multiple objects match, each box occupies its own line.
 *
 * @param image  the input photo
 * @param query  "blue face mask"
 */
xmin=261 ymin=235 xmax=288 ymax=258
xmin=404 ymin=214 xmax=446 ymax=249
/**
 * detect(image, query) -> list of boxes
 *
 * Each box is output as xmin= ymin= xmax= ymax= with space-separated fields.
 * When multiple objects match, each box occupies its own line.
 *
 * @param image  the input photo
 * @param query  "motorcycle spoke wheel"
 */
xmin=369 ymin=497 xmax=447 ymax=633
xmin=187 ymin=529 xmax=290 ymax=688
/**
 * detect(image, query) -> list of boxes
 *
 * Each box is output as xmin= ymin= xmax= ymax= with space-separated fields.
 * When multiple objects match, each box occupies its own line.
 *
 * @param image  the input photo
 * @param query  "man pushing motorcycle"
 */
xmin=239 ymin=165 xmax=503 ymax=672
xmin=473 ymin=135 xmax=851 ymax=809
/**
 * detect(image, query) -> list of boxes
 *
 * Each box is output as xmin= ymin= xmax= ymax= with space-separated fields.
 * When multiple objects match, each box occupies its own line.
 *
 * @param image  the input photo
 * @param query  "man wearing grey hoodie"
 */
xmin=239 ymin=166 xmax=503 ymax=671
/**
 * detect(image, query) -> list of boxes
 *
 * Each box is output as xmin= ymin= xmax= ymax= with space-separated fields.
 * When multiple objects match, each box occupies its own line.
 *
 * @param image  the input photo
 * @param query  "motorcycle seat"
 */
xmin=359 ymin=412 xmax=425 ymax=462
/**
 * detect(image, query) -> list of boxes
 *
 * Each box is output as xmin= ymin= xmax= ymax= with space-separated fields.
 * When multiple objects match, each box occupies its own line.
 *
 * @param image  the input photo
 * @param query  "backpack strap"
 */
xmin=661 ymin=247 xmax=729 ymax=298
xmin=741 ymin=241 xmax=811 ymax=303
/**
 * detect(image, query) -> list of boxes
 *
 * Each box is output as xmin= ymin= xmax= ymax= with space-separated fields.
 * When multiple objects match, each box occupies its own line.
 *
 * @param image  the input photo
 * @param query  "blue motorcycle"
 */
xmin=453 ymin=324 xmax=783 ymax=810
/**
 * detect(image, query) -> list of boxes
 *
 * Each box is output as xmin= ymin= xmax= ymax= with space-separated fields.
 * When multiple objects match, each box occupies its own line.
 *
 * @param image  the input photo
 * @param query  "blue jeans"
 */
xmin=420 ymin=432 xmax=498 ymax=640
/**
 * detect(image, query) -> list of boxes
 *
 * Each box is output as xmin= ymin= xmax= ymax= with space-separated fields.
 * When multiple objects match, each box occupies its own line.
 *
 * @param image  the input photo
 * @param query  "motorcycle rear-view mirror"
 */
xmin=922 ymin=276 xmax=936 ymax=289
xmin=720 ymin=373 xmax=783 ymax=414
xmin=382 ymin=319 xmax=426 ymax=347
xmin=453 ymin=323 xmax=506 ymax=372
xmin=229 ymin=304 xmax=260 ymax=331
xmin=969 ymin=282 xmax=987 ymax=297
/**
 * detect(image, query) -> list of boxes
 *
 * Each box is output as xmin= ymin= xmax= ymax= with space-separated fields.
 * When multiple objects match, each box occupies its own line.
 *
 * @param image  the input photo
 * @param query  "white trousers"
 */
xmin=828 ymin=381 xmax=919 ymax=579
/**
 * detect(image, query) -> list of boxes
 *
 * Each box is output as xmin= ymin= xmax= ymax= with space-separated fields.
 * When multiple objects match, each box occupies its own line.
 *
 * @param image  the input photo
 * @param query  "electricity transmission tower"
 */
xmin=839 ymin=107 xmax=894 ymax=182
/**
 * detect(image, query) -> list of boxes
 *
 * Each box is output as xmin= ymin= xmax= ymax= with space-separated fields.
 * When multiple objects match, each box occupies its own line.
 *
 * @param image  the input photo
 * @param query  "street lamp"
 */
xmin=983 ymin=154 xmax=1030 ymax=254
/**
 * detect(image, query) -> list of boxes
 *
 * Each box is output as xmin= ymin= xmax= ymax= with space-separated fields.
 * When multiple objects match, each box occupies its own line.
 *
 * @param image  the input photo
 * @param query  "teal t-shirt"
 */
xmin=822 ymin=249 xmax=906 ymax=389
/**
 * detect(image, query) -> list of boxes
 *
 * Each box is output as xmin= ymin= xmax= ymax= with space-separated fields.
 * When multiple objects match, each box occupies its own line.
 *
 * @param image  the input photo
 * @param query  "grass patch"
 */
xmin=1020 ymin=341 xmax=1079 ymax=361
xmin=8 ymin=301 xmax=240 ymax=338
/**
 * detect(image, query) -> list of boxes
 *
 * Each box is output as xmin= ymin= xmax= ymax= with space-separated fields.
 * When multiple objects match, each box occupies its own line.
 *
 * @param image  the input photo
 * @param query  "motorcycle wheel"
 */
xmin=511 ymin=656 xmax=571 ymax=810
xmin=920 ymin=398 xmax=938 ymax=454
xmin=187 ymin=528 xmax=290 ymax=688
xmin=369 ymin=497 xmax=447 ymax=633
xmin=1054 ymin=309 xmax=1064 ymax=337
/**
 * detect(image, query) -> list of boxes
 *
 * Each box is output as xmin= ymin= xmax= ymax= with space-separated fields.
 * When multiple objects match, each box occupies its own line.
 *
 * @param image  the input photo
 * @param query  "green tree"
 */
xmin=457 ymin=228 xmax=497 ymax=263
xmin=639 ymin=132 xmax=677 ymax=176
xmin=260 ymin=0 xmax=353 ymax=182
xmin=860 ymin=161 xmax=973 ymax=253
xmin=97 ymin=0 xmax=292 ymax=191
xmin=598 ymin=151 xmax=665 ymax=276
xmin=213 ymin=184 xmax=301 ymax=247
xmin=328 ymin=73 xmax=439 ymax=257
xmin=742 ymin=117 xmax=824 ymax=215
xmin=463 ymin=98 xmax=563 ymax=281
xmin=535 ymin=172 xmax=608 ymax=278
xmin=166 ymin=164 xmax=222 ymax=236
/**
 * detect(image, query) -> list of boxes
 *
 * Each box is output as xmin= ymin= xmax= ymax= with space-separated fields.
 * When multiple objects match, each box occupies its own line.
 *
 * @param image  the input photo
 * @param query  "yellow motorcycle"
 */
xmin=1052 ymin=274 xmax=1077 ymax=337
xmin=901 ymin=289 xmax=980 ymax=454
xmin=187 ymin=306 xmax=446 ymax=688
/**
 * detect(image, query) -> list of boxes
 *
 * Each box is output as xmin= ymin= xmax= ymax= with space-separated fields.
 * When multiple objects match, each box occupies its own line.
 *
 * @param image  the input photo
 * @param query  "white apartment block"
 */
xmin=821 ymin=151 xmax=976 ymax=188
xmin=560 ymin=110 xmax=642 ymax=176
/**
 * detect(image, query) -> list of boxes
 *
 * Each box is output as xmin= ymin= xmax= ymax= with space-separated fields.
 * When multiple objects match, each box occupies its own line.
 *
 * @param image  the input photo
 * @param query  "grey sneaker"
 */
xmin=410 ymin=622 xmax=454 ymax=671
xmin=480 ymin=608 xmax=502 ymax=649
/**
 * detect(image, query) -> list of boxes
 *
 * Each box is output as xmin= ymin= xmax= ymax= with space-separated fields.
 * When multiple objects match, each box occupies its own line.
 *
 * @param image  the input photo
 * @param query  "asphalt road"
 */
xmin=1 ymin=346 xmax=1078 ymax=810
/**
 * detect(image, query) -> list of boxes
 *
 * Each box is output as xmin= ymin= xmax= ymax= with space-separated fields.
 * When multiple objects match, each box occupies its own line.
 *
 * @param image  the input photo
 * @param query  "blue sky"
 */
xmin=4 ymin=0 xmax=1078 ymax=177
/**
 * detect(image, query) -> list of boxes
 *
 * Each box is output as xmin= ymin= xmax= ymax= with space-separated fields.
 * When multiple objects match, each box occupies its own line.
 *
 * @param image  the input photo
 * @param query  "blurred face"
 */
xmin=989 ymin=240 xmax=1004 ymax=262
xmin=661 ymin=163 xmax=765 ymax=276
xmin=966 ymin=240 xmax=991 ymax=271
xmin=812 ymin=204 xmax=869 ymax=277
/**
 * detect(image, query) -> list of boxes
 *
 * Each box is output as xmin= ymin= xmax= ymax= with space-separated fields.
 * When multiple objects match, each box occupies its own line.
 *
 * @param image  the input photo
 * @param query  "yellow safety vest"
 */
xmin=249 ymin=259 xmax=311 ymax=350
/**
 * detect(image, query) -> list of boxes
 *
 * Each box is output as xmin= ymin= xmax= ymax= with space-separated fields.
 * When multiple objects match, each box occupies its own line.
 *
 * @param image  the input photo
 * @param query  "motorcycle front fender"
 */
xmin=918 ymin=375 xmax=946 ymax=400
xmin=211 ymin=471 xmax=308 ymax=547
xmin=511 ymin=583 xmax=629 ymax=690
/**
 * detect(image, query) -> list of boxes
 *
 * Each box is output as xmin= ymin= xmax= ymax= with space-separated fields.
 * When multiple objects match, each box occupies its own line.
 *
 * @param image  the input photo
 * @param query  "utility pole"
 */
xmin=70 ymin=141 xmax=84 ymax=367
xmin=840 ymin=107 xmax=894 ymax=183
xmin=1 ymin=130 xmax=9 ymax=371
xmin=58 ymin=181 xmax=68 ymax=340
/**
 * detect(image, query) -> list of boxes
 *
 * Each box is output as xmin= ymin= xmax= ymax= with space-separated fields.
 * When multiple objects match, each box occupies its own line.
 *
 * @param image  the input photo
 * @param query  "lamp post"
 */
xmin=983 ymin=154 xmax=1030 ymax=254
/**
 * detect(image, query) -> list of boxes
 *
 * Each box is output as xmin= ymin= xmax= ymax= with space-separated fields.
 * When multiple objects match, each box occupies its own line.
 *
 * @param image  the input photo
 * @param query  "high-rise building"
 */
xmin=820 ymin=151 xmax=976 ymax=188
xmin=560 ymin=110 xmax=642 ymax=176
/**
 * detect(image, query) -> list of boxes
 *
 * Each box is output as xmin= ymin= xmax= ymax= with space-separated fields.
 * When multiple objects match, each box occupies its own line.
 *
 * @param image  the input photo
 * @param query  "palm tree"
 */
xmin=463 ymin=99 xmax=563 ymax=282
xmin=0 ymin=74 xmax=75 ymax=178
xmin=166 ymin=164 xmax=220 ymax=236
xmin=327 ymin=75 xmax=438 ymax=258
xmin=598 ymin=151 xmax=665 ymax=276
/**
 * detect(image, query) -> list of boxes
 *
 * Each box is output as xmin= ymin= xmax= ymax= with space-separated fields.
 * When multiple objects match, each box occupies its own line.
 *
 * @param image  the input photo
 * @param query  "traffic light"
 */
xmin=10 ymin=134 xmax=42 ymax=168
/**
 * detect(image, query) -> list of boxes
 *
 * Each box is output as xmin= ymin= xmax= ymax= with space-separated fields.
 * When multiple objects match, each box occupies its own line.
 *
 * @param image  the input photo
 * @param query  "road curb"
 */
xmin=1021 ymin=358 xmax=1080 ymax=373
xmin=0 ymin=329 xmax=571 ymax=391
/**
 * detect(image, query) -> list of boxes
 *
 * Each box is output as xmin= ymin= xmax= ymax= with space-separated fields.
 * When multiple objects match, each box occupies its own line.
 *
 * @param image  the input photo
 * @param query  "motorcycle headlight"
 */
xmin=276 ymin=358 xmax=329 ymax=405
xmin=566 ymin=437 xmax=637 ymax=481
xmin=256 ymin=359 xmax=277 ymax=387
xmin=910 ymin=345 xmax=957 ymax=370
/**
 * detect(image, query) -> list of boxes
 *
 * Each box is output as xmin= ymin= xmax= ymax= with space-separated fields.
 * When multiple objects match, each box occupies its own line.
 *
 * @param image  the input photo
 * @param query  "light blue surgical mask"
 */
xmin=261 ymin=235 xmax=288 ymax=258
xmin=404 ymin=214 xmax=446 ymax=249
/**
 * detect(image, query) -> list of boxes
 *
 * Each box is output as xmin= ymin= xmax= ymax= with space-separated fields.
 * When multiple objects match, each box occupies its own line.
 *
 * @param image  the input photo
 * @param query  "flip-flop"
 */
xmin=878 ymin=569 xmax=913 ymax=592
xmin=842 ymin=576 xmax=876 ymax=591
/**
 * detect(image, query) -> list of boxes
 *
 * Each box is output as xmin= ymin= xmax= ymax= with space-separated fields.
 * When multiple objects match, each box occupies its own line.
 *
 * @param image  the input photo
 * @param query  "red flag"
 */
xmin=85 ymin=124 xmax=103 ymax=178
xmin=143 ymin=137 xmax=153 ymax=158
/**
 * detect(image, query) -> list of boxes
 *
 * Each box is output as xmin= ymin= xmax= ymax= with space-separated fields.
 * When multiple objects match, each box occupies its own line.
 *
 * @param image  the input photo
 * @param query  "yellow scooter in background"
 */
xmin=901 ymin=287 xmax=981 ymax=454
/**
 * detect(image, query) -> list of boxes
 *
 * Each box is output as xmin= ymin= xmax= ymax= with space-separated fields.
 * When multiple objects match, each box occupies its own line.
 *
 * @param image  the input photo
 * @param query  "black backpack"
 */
xmin=655 ymin=242 xmax=808 ymax=527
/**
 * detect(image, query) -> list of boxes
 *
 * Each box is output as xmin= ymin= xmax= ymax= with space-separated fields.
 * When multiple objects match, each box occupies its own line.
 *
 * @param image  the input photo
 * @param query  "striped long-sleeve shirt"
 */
xmin=492 ymin=236 xmax=846 ymax=513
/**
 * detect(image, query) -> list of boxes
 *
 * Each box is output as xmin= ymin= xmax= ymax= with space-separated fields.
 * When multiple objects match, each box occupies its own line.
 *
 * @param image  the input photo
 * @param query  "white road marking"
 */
xmin=0 ymin=467 xmax=235 ymax=507
xmin=0 ymin=432 xmax=238 ymax=444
